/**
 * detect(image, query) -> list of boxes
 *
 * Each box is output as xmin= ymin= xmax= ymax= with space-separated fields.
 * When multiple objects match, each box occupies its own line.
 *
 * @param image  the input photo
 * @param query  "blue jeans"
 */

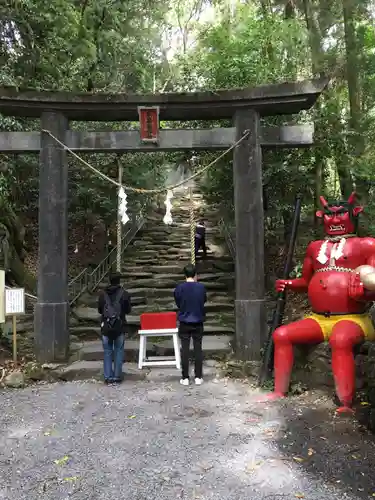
xmin=102 ymin=334 xmax=125 ymax=381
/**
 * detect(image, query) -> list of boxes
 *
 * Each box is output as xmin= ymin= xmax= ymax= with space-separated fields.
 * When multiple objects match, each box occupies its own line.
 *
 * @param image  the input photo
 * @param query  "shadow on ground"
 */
xmin=274 ymin=392 xmax=375 ymax=498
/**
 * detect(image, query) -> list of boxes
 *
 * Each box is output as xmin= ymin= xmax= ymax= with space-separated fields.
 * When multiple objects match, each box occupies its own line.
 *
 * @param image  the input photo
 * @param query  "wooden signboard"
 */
xmin=5 ymin=287 xmax=25 ymax=364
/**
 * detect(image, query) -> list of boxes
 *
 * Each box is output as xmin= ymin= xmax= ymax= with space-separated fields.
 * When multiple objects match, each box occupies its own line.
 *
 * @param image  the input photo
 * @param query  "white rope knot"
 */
xmin=118 ymin=186 xmax=129 ymax=225
xmin=163 ymin=190 xmax=173 ymax=225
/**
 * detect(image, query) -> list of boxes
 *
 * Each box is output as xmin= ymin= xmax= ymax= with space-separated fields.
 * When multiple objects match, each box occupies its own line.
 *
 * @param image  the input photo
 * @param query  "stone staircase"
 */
xmin=67 ymin=190 xmax=235 ymax=371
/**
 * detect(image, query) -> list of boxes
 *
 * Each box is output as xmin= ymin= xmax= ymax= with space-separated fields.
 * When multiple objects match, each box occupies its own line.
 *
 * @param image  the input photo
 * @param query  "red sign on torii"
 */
xmin=138 ymin=106 xmax=160 ymax=143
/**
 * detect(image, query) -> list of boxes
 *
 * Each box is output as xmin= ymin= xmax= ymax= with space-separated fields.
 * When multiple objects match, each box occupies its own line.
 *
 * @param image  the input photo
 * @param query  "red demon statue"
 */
xmin=264 ymin=192 xmax=375 ymax=413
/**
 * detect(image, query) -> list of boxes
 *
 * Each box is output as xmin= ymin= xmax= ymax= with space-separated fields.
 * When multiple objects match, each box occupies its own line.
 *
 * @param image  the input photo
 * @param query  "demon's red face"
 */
xmin=316 ymin=192 xmax=363 ymax=237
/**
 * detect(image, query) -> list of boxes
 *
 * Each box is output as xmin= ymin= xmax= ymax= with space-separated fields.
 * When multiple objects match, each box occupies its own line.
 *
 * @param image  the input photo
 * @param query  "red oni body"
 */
xmin=266 ymin=193 xmax=375 ymax=412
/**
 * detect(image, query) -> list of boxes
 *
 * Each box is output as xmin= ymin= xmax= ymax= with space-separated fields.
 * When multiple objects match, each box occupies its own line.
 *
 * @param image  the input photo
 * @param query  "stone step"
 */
xmin=71 ymin=335 xmax=232 ymax=363
xmin=149 ymin=299 xmax=232 ymax=311
xmin=146 ymin=264 xmax=187 ymax=274
xmin=93 ymin=287 xmax=170 ymax=298
xmin=115 ymin=275 xmax=231 ymax=290
xmin=192 ymin=300 xmax=235 ymax=312
xmin=77 ymin=294 xmax=147 ymax=309
xmin=127 ymin=249 xmax=160 ymax=257
xmin=136 ymin=263 xmax=230 ymax=274
xmin=94 ymin=285 xmax=230 ymax=302
xmin=128 ymin=278 xmax=182 ymax=289
xmin=205 ymin=310 xmax=234 ymax=318
xmin=128 ymin=249 xmax=194 ymax=259
xmin=200 ymin=256 xmax=233 ymax=263
xmin=150 ymin=272 xmax=228 ymax=281
xmin=70 ymin=321 xmax=234 ymax=339
xmin=75 ymin=300 xmax=235 ymax=322
xmin=127 ymin=259 xmax=160 ymax=266
xmin=127 ymin=280 xmax=228 ymax=291
xmin=72 ymin=308 xmax=141 ymax=327
xmin=132 ymin=240 xmax=154 ymax=247
xmin=212 ymin=261 xmax=234 ymax=272
xmin=143 ymin=236 xmax=190 ymax=247
xmin=121 ymin=272 xmax=155 ymax=279
xmin=148 ymin=290 xmax=233 ymax=301
xmin=142 ymin=227 xmax=219 ymax=236
xmin=130 ymin=301 xmax=234 ymax=315
xmin=129 ymin=246 xmax=190 ymax=254
xmin=141 ymin=228 xmax=192 ymax=235
xmin=130 ymin=257 xmax=187 ymax=265
xmin=156 ymin=254 xmax=193 ymax=261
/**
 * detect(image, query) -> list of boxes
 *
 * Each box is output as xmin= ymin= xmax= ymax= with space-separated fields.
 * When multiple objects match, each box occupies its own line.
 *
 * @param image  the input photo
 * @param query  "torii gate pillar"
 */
xmin=233 ymin=109 xmax=265 ymax=361
xmin=34 ymin=111 xmax=70 ymax=362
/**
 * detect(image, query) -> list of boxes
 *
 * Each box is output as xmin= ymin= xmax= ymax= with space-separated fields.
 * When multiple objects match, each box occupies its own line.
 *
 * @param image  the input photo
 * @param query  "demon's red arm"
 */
xmin=275 ymin=243 xmax=314 ymax=293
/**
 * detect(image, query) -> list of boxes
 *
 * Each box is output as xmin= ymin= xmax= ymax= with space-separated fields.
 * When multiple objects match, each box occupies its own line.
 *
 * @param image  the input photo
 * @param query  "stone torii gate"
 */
xmin=0 ymin=78 xmax=327 ymax=363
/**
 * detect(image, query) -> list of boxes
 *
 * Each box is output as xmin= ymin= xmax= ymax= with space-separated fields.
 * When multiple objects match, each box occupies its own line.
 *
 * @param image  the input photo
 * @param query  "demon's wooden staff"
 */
xmin=258 ymin=195 xmax=302 ymax=386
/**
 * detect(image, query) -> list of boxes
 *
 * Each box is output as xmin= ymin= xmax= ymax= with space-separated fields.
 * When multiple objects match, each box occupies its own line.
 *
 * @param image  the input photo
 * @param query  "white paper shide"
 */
xmin=163 ymin=190 xmax=173 ymax=225
xmin=118 ymin=186 xmax=129 ymax=225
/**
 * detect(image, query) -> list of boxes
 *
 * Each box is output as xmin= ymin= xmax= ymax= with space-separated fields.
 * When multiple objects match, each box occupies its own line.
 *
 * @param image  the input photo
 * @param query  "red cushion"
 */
xmin=140 ymin=311 xmax=177 ymax=330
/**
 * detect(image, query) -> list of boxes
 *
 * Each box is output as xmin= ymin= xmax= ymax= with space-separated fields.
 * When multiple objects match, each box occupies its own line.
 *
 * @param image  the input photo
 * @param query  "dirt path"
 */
xmin=0 ymin=377 xmax=374 ymax=499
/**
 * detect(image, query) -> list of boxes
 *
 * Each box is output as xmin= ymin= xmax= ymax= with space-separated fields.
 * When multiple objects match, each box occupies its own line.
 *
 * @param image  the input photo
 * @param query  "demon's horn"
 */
xmin=319 ymin=195 xmax=328 ymax=207
xmin=347 ymin=192 xmax=356 ymax=204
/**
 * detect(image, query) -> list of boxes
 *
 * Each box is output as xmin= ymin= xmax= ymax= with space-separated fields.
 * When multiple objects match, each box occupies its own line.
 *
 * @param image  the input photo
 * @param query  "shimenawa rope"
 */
xmin=40 ymin=128 xmax=250 ymax=194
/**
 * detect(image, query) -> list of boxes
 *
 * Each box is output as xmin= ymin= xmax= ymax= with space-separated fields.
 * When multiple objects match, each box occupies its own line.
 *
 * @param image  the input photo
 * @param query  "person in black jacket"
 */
xmin=195 ymin=220 xmax=207 ymax=258
xmin=98 ymin=272 xmax=131 ymax=384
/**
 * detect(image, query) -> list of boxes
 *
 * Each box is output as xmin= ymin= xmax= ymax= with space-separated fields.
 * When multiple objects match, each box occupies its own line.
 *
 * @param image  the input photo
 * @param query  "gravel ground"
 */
xmin=1 ymin=376 xmax=375 ymax=500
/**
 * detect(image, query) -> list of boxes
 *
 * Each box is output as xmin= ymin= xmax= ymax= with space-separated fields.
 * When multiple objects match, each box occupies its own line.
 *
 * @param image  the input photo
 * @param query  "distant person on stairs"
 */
xmin=174 ymin=264 xmax=207 ymax=386
xmin=98 ymin=272 xmax=131 ymax=385
xmin=195 ymin=220 xmax=207 ymax=259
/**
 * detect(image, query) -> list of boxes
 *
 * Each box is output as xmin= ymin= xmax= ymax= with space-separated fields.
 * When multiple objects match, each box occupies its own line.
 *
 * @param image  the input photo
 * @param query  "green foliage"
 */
xmin=0 ymin=0 xmax=171 ymax=235
xmin=2 ymin=0 xmax=375 ymax=258
xmin=192 ymin=5 xmax=311 ymax=88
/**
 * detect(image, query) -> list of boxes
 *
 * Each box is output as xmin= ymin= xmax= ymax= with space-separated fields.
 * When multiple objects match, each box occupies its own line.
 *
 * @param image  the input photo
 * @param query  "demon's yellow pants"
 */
xmin=304 ymin=313 xmax=375 ymax=341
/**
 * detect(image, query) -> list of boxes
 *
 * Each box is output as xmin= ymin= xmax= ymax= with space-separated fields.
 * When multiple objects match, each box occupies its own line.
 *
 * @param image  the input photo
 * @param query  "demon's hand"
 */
xmin=275 ymin=280 xmax=293 ymax=293
xmin=348 ymin=272 xmax=365 ymax=301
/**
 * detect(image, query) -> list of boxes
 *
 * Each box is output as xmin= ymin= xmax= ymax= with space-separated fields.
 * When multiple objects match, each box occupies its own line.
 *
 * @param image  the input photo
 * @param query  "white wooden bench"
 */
xmin=138 ymin=328 xmax=181 ymax=369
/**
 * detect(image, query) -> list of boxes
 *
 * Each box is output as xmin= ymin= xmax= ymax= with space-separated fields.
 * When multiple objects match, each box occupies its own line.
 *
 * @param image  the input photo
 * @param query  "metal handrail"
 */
xmin=85 ymin=211 xmax=144 ymax=294
xmin=5 ymin=205 xmax=147 ymax=307
xmin=218 ymin=217 xmax=235 ymax=259
xmin=68 ymin=209 xmax=145 ymax=304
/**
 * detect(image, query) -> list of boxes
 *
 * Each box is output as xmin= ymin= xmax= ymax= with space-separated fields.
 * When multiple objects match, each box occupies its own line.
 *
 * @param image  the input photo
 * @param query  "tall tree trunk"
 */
xmin=302 ymin=0 xmax=326 ymax=230
xmin=342 ymin=0 xmax=366 ymax=201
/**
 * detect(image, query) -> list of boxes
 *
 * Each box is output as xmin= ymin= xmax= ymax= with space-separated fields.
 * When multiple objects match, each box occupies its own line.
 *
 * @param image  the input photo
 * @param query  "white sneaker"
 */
xmin=180 ymin=378 xmax=189 ymax=386
xmin=194 ymin=378 xmax=203 ymax=385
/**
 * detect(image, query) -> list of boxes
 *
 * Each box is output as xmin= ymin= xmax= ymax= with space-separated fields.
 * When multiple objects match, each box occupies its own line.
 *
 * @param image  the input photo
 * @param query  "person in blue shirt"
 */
xmin=174 ymin=263 xmax=207 ymax=386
